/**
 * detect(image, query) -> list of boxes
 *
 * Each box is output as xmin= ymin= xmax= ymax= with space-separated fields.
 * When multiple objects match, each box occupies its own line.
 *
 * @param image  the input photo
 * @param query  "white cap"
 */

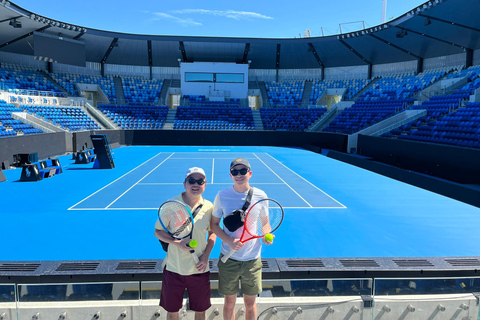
xmin=185 ymin=167 xmax=206 ymax=180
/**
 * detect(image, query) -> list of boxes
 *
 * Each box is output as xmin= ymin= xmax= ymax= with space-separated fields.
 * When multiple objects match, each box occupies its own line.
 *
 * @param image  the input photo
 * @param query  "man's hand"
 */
xmin=227 ymin=237 xmax=244 ymax=251
xmin=175 ymin=238 xmax=193 ymax=251
xmin=196 ymin=254 xmax=209 ymax=272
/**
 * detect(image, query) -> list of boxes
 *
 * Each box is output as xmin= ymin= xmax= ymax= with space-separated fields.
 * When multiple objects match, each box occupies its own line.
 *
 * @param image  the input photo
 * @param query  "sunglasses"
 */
xmin=186 ymin=178 xmax=205 ymax=185
xmin=230 ymin=168 xmax=249 ymax=176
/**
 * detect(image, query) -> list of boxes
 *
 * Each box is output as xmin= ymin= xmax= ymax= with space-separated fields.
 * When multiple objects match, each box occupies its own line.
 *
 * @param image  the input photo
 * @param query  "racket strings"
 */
xmin=245 ymin=200 xmax=283 ymax=237
xmin=159 ymin=203 xmax=193 ymax=238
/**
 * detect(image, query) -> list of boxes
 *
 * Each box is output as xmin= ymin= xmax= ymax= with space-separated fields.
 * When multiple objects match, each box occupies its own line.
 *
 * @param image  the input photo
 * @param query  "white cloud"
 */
xmin=171 ymin=9 xmax=274 ymax=20
xmin=150 ymin=12 xmax=202 ymax=27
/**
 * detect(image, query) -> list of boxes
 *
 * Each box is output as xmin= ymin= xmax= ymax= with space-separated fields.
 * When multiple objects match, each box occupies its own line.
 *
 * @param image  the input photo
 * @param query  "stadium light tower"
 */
xmin=382 ymin=0 xmax=387 ymax=23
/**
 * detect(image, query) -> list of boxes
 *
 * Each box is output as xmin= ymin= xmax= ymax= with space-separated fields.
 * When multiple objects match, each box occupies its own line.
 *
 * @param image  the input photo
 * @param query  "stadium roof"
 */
xmin=0 ymin=0 xmax=479 ymax=69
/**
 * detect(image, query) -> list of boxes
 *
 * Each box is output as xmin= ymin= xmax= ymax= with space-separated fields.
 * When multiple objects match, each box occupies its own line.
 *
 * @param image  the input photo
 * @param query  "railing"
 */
xmin=1 ymin=278 xmax=479 ymax=320
xmin=1 ymin=87 xmax=67 ymax=98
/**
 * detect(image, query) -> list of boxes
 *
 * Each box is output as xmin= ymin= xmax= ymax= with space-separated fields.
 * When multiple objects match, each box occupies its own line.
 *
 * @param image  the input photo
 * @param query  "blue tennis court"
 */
xmin=1 ymin=145 xmax=479 ymax=261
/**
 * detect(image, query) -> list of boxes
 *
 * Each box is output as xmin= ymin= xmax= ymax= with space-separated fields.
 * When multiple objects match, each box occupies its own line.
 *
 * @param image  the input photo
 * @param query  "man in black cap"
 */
xmin=211 ymin=158 xmax=271 ymax=320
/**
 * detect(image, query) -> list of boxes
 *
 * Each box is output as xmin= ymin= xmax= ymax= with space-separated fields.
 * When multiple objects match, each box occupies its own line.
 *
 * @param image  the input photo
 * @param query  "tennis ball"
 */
xmin=264 ymin=233 xmax=274 ymax=242
xmin=189 ymin=239 xmax=198 ymax=248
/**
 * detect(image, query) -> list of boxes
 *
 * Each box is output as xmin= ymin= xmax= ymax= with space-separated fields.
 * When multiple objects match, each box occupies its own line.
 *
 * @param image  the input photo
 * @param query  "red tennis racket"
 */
xmin=221 ymin=198 xmax=284 ymax=263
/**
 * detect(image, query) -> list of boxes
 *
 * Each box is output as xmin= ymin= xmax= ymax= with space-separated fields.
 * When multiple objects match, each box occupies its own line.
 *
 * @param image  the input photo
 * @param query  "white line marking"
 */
xmin=137 ymin=182 xmax=285 ymax=185
xmin=171 ymin=157 xmax=258 ymax=160
xmin=68 ymin=153 xmax=166 ymax=210
xmin=212 ymin=158 xmax=215 ymax=184
xmin=253 ymin=153 xmax=313 ymax=208
xmin=68 ymin=206 xmax=339 ymax=211
xmin=265 ymin=153 xmax=347 ymax=208
xmin=105 ymin=153 xmax=175 ymax=209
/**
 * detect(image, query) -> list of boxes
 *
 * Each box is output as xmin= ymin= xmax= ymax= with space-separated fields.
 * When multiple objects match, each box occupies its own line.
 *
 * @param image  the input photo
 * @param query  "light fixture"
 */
xmin=396 ymin=30 xmax=408 ymax=38
xmin=9 ymin=18 xmax=21 ymax=28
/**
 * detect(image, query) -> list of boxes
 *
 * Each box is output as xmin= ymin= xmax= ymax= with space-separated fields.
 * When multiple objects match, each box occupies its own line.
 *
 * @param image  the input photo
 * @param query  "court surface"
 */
xmin=1 ymin=145 xmax=480 ymax=261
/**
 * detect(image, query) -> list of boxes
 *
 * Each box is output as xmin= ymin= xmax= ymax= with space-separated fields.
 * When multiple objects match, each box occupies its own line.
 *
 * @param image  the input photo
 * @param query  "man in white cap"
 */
xmin=154 ymin=167 xmax=216 ymax=320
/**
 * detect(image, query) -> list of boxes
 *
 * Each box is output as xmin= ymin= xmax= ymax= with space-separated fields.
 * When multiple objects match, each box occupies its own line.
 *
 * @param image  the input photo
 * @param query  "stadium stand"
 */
xmin=381 ymin=66 xmax=480 ymax=149
xmin=0 ymin=100 xmax=43 ymax=137
xmin=21 ymin=104 xmax=101 ymax=132
xmin=0 ymin=64 xmax=63 ymax=96
xmin=98 ymin=104 xmax=168 ymax=130
xmin=264 ymin=80 xmax=305 ymax=107
xmin=50 ymin=73 xmax=116 ymax=102
xmin=260 ymin=107 xmax=327 ymax=131
xmin=174 ymin=105 xmax=254 ymax=130
xmin=322 ymin=69 xmax=456 ymax=135
xmin=310 ymin=78 xmax=371 ymax=104
xmin=122 ymin=77 xmax=163 ymax=105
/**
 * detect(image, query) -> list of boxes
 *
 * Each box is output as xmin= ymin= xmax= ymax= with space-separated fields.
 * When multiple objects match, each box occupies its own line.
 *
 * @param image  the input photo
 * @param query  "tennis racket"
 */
xmin=158 ymin=200 xmax=199 ymax=264
xmin=221 ymin=198 xmax=284 ymax=263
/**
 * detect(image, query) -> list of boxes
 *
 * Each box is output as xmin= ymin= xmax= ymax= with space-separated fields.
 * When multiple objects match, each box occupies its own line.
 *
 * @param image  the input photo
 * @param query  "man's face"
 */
xmin=184 ymin=173 xmax=206 ymax=197
xmin=230 ymin=164 xmax=251 ymax=186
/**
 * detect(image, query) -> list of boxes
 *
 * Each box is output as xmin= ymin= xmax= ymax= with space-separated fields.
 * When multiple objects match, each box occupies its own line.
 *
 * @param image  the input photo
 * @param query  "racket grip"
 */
xmin=221 ymin=249 xmax=235 ymax=263
xmin=190 ymin=250 xmax=199 ymax=264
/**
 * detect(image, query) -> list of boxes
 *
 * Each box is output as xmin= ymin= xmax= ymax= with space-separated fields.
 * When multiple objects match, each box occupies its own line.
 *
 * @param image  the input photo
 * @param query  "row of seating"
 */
xmin=21 ymin=104 xmax=101 ymax=132
xmin=381 ymin=72 xmax=480 ymax=148
xmin=174 ymin=105 xmax=254 ymax=130
xmin=310 ymin=79 xmax=371 ymax=104
xmin=261 ymin=107 xmax=327 ymax=131
xmin=324 ymin=99 xmax=413 ymax=134
xmin=122 ymin=77 xmax=163 ymax=104
xmin=98 ymin=104 xmax=169 ymax=130
xmin=50 ymin=73 xmax=117 ymax=102
xmin=265 ymin=81 xmax=305 ymax=107
xmin=0 ymin=100 xmax=44 ymax=137
xmin=0 ymin=65 xmax=62 ymax=94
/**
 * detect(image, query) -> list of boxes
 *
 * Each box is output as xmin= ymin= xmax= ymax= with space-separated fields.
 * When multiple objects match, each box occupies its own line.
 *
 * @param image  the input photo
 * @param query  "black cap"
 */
xmin=230 ymin=158 xmax=250 ymax=170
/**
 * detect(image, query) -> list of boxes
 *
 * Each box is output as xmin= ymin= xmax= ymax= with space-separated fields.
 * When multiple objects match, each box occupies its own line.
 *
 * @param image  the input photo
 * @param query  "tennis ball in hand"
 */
xmin=189 ymin=239 xmax=198 ymax=248
xmin=264 ymin=233 xmax=274 ymax=242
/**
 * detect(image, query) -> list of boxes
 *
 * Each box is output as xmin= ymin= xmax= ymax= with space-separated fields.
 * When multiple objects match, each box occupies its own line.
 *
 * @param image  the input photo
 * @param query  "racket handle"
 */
xmin=190 ymin=250 xmax=199 ymax=264
xmin=221 ymin=249 xmax=235 ymax=263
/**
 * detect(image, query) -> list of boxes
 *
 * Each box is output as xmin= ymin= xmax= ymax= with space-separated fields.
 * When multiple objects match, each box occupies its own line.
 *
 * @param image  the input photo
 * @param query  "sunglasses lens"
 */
xmin=187 ymin=178 xmax=204 ymax=185
xmin=231 ymin=168 xmax=248 ymax=176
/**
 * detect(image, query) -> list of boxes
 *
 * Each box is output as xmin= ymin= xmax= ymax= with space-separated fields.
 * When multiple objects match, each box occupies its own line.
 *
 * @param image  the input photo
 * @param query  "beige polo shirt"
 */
xmin=155 ymin=193 xmax=213 ymax=275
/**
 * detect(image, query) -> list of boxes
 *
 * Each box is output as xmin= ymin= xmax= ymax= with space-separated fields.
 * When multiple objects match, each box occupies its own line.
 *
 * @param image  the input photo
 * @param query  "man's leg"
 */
xmin=194 ymin=311 xmax=206 ymax=320
xmin=224 ymin=294 xmax=237 ymax=320
xmin=243 ymin=294 xmax=257 ymax=320
xmin=166 ymin=312 xmax=179 ymax=320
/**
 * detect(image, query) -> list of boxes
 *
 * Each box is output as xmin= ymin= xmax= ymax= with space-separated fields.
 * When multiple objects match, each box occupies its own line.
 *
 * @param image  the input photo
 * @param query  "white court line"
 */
xmin=265 ymin=153 xmax=347 ymax=208
xmin=211 ymin=158 xmax=215 ymax=183
xmin=105 ymin=153 xmax=175 ymax=209
xmin=137 ymin=182 xmax=285 ymax=185
xmin=69 ymin=206 xmax=338 ymax=211
xmin=253 ymin=153 xmax=313 ymax=208
xmin=171 ymin=157 xmax=258 ymax=160
xmin=68 ymin=152 xmax=166 ymax=210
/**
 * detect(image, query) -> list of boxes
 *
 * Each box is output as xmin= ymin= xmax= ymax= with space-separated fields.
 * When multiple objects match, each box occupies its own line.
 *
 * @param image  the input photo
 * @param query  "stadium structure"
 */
xmin=1 ymin=0 xmax=480 ymax=318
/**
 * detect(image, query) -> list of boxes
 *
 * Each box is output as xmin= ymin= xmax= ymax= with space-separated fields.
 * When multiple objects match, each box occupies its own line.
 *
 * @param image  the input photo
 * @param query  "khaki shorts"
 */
xmin=218 ymin=255 xmax=262 ymax=296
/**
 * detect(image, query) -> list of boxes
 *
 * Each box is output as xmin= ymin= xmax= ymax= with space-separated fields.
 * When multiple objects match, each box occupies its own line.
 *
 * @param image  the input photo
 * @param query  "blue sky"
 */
xmin=14 ymin=0 xmax=426 ymax=38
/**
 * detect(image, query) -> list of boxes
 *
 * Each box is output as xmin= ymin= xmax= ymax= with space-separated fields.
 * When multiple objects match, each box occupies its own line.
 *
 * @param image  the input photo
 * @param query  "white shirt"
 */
xmin=212 ymin=186 xmax=267 ymax=261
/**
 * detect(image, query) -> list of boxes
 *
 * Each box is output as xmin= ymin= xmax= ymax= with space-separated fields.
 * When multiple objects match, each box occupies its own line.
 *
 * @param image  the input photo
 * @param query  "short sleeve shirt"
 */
xmin=155 ymin=194 xmax=213 ymax=275
xmin=212 ymin=186 xmax=267 ymax=261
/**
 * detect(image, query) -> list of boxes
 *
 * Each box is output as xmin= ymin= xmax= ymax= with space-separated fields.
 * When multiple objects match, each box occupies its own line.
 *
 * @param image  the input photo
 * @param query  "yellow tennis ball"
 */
xmin=189 ymin=239 xmax=198 ymax=248
xmin=264 ymin=233 xmax=274 ymax=242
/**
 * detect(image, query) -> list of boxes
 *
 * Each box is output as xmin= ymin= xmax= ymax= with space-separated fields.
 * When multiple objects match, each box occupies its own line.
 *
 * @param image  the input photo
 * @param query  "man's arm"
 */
xmin=210 ymin=216 xmax=244 ymax=251
xmin=154 ymin=228 xmax=191 ymax=250
xmin=197 ymin=230 xmax=216 ymax=272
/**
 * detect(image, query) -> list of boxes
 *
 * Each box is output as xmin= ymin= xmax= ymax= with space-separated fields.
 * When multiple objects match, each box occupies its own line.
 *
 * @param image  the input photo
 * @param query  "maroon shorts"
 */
xmin=160 ymin=267 xmax=211 ymax=312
